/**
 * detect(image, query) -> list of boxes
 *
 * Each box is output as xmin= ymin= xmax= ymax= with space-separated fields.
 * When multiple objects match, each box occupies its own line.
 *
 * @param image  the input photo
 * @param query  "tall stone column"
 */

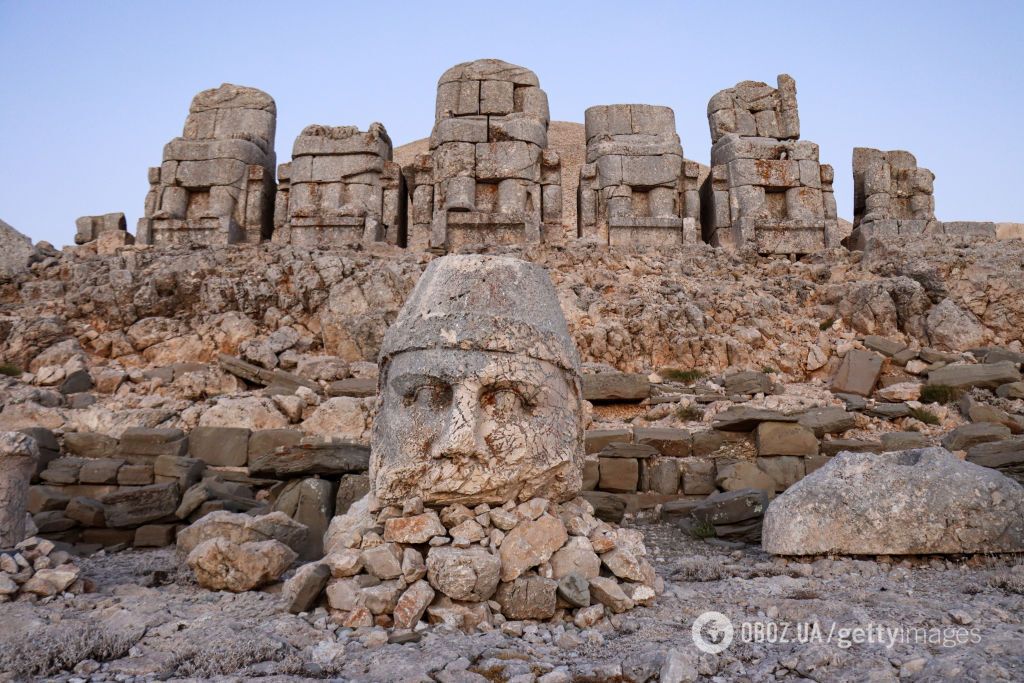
xmin=0 ymin=432 xmax=39 ymax=548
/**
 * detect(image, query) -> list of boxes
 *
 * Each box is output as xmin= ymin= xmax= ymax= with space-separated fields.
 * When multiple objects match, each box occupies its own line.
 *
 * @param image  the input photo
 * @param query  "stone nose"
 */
xmin=432 ymin=386 xmax=486 ymax=459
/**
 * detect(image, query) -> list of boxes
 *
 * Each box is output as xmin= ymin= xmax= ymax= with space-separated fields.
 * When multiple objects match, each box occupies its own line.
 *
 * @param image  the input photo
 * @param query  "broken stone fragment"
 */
xmin=177 ymin=510 xmax=308 ymax=555
xmin=383 ymin=511 xmax=446 ymax=544
xmin=0 ymin=432 xmax=40 ymax=547
xmin=425 ymin=546 xmax=501 ymax=602
xmin=498 ymin=514 xmax=568 ymax=582
xmin=187 ymin=538 xmax=296 ymax=592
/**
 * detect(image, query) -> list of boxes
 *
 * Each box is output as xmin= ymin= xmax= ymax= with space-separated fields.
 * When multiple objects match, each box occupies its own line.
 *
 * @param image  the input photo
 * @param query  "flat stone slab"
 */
xmin=712 ymin=407 xmax=798 ymax=432
xmin=830 ymin=349 xmax=883 ymax=397
xmin=326 ymin=378 xmax=377 ymax=397
xmin=927 ymin=361 xmax=1021 ymax=390
xmin=249 ymin=438 xmax=370 ymax=477
xmin=967 ymin=438 xmax=1024 ymax=485
xmin=581 ymin=373 xmax=651 ymax=402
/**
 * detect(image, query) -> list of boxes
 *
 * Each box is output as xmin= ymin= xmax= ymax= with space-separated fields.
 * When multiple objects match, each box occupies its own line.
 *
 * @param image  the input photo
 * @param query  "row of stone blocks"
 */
xmin=114 ymin=61 xmax=850 ymax=256
xmin=73 ymin=60 xmax=1013 ymax=256
xmin=20 ymin=426 xmax=371 ymax=559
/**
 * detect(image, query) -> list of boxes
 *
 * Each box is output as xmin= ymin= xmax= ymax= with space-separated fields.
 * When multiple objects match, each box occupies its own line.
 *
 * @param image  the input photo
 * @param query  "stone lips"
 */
xmin=377 ymin=254 xmax=581 ymax=376
xmin=762 ymin=447 xmax=1024 ymax=556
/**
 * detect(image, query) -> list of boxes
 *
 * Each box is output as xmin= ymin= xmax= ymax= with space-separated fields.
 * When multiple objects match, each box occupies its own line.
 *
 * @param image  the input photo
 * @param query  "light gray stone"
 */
xmin=763 ymin=447 xmax=1024 ymax=555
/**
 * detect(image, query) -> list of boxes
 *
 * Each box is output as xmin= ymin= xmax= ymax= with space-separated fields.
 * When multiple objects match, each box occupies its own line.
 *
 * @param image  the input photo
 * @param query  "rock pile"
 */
xmin=0 ymin=536 xmax=86 ymax=600
xmin=288 ymin=494 xmax=659 ymax=631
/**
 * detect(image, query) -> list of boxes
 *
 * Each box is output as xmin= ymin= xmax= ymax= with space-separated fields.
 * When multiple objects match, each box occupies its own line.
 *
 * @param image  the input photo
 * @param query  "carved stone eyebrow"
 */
xmin=389 ymin=371 xmax=450 ymax=396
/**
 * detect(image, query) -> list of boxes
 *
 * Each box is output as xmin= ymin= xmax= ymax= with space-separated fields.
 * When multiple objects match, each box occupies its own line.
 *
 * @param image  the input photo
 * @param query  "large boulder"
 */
xmin=177 ymin=510 xmax=308 ymax=555
xmin=762 ymin=447 xmax=1024 ymax=555
xmin=187 ymin=538 xmax=296 ymax=592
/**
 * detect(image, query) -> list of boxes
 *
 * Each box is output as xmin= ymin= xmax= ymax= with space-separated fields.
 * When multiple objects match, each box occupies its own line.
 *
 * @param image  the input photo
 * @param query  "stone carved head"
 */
xmin=371 ymin=255 xmax=583 ymax=507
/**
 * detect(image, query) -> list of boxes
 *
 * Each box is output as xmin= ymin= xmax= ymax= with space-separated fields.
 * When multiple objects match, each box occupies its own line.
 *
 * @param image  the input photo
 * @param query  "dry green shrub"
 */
xmin=0 ymin=623 xmax=138 ymax=677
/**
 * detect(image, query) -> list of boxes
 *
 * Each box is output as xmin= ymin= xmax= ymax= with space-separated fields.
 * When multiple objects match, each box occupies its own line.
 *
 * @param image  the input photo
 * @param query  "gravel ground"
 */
xmin=0 ymin=522 xmax=1021 ymax=682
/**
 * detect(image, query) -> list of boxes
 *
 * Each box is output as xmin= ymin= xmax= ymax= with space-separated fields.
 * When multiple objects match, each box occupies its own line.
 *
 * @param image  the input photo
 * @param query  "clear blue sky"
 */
xmin=2 ymin=0 xmax=1022 ymax=246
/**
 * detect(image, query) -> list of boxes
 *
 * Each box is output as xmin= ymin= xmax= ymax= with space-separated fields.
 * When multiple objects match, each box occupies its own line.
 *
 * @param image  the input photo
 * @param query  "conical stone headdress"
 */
xmin=378 ymin=254 xmax=581 ymax=376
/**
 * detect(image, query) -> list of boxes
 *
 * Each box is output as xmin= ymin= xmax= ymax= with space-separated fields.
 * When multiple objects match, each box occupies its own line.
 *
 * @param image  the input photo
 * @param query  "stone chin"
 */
xmin=370 ymin=348 xmax=583 ymax=507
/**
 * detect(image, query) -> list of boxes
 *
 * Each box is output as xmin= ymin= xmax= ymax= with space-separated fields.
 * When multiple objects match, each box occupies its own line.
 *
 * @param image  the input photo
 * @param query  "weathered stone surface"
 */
xmin=65 ymin=497 xmax=106 ymax=527
xmin=78 ymin=457 xmax=124 ymax=484
xmin=273 ymin=478 xmax=334 ymax=559
xmin=581 ymin=373 xmax=651 ymax=401
xmin=0 ymin=432 xmax=40 ymax=547
xmin=0 ymin=218 xmax=33 ymax=278
xmin=335 ymin=473 xmax=370 ymax=516
xmin=712 ymin=407 xmax=798 ymax=431
xmin=598 ymin=457 xmax=638 ymax=493
xmin=371 ymin=255 xmax=583 ymax=507
xmin=325 ymin=377 xmax=377 ymax=397
xmin=250 ymin=438 xmax=369 ymax=477
xmin=633 ymin=428 xmax=691 ymax=457
xmin=495 ymin=576 xmax=557 ymax=620
xmin=498 ymin=514 xmax=568 ymax=581
xmin=101 ymin=482 xmax=179 ymax=528
xmin=63 ymin=431 xmax=118 ymax=458
xmin=118 ymin=428 xmax=188 ymax=460
xmin=550 ymin=540 xmax=601 ymax=580
xmin=22 ymin=566 xmax=80 ymax=596
xmin=153 ymin=454 xmax=205 ymax=490
xmin=188 ymin=426 xmax=250 ymax=467
xmin=584 ymin=429 xmax=632 ymax=454
xmin=393 ymin=579 xmax=435 ymax=629
xmin=246 ymin=429 xmax=303 ymax=463
xmin=928 ymin=362 xmax=1021 ymax=390
xmin=941 ymin=423 xmax=1011 ymax=451
xmin=383 ymin=511 xmax=446 ymax=544
xmin=763 ymin=447 xmax=1024 ymax=555
xmin=283 ymin=562 xmax=331 ymax=614
xmin=133 ymin=524 xmax=176 ymax=547
xmin=830 ymin=349 xmax=883 ymax=397
xmin=755 ymin=422 xmax=819 ymax=456
xmin=425 ymin=546 xmax=501 ymax=601
xmin=177 ymin=510 xmax=308 ymax=555
xmin=362 ymin=542 xmax=404 ymax=580
xmin=797 ymin=407 xmax=855 ymax=437
xmin=757 ymin=456 xmax=807 ymax=491
xmin=581 ymin=491 xmax=626 ymax=523
xmin=926 ymin=299 xmax=987 ymax=351
xmin=880 ymin=431 xmax=929 ymax=451
xmin=715 ymin=461 xmax=776 ymax=493
xmin=725 ymin=371 xmax=773 ymax=395
xmin=692 ymin=489 xmax=769 ymax=526
xmin=188 ymin=538 xmax=296 ymax=592
xmin=967 ymin=438 xmax=1024 ymax=484
xmin=589 ymin=576 xmax=633 ymax=613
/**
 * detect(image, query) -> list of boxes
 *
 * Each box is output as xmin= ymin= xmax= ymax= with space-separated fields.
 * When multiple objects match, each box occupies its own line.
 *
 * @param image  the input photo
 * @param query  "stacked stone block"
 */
xmin=25 ymin=425 xmax=369 ymax=553
xmin=138 ymin=83 xmax=277 ymax=247
xmin=702 ymin=75 xmax=839 ymax=255
xmin=74 ymin=212 xmax=133 ymax=251
xmin=847 ymin=147 xmax=1005 ymax=249
xmin=403 ymin=59 xmax=563 ymax=250
xmin=273 ymin=123 xmax=406 ymax=247
xmin=847 ymin=148 xmax=937 ymax=249
xmin=578 ymin=105 xmax=700 ymax=247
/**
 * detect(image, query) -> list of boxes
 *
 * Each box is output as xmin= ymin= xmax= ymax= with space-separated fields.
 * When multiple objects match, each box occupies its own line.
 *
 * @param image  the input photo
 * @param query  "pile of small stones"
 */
xmin=286 ymin=495 xmax=661 ymax=632
xmin=0 ymin=536 xmax=87 ymax=600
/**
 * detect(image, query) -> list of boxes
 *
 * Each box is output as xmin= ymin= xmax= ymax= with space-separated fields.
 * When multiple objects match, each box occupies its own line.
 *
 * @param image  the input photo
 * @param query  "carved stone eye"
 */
xmin=409 ymin=384 xmax=449 ymax=409
xmin=482 ymin=388 xmax=525 ymax=418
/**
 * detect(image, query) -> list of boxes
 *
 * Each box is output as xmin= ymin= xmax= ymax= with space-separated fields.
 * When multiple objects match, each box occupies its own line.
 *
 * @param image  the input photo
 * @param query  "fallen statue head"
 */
xmin=370 ymin=254 xmax=584 ymax=506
